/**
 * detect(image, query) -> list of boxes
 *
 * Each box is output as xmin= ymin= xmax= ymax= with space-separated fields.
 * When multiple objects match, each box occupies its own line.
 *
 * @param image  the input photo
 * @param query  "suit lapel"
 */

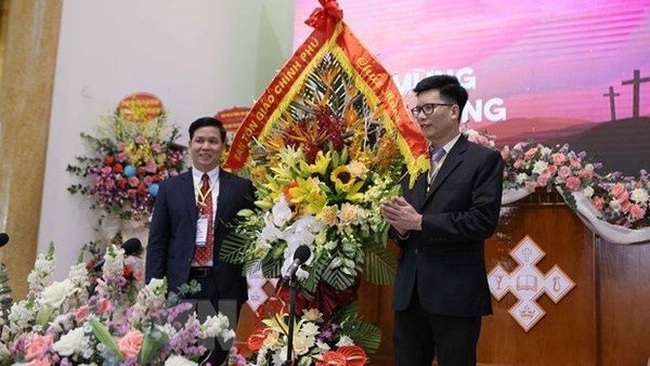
xmin=410 ymin=171 xmax=429 ymax=211
xmin=424 ymin=136 xmax=469 ymax=203
xmin=217 ymin=169 xmax=233 ymax=226
xmin=181 ymin=170 xmax=198 ymax=222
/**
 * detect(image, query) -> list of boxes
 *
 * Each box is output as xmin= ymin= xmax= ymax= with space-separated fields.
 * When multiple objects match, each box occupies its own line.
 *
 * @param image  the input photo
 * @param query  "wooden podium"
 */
xmin=236 ymin=191 xmax=650 ymax=365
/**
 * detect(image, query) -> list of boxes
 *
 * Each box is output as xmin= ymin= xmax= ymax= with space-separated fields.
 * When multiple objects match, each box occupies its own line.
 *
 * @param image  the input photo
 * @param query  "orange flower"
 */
xmin=339 ymin=345 xmax=368 ymax=366
xmin=247 ymin=328 xmax=268 ymax=351
xmin=317 ymin=350 xmax=347 ymax=366
xmin=282 ymin=180 xmax=299 ymax=201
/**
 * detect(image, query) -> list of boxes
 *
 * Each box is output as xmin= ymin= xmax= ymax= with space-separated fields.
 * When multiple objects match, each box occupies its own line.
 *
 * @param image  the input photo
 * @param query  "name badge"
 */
xmin=196 ymin=215 xmax=209 ymax=247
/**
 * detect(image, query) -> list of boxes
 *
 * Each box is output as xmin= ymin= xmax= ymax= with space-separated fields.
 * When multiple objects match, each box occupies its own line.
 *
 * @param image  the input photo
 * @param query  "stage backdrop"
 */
xmin=295 ymin=0 xmax=650 ymax=175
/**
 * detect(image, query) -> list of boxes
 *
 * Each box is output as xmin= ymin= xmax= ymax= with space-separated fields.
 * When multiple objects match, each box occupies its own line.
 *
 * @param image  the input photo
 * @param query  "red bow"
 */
xmin=305 ymin=0 xmax=343 ymax=30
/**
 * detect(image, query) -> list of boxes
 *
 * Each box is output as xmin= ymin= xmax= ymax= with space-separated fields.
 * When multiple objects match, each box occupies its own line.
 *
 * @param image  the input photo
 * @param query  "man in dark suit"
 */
xmin=380 ymin=75 xmax=503 ymax=366
xmin=145 ymin=117 xmax=255 ymax=365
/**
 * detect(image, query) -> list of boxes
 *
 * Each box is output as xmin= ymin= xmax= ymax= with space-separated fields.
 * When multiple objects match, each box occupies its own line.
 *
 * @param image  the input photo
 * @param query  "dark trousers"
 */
xmin=393 ymin=288 xmax=481 ymax=366
xmin=184 ymin=270 xmax=241 ymax=366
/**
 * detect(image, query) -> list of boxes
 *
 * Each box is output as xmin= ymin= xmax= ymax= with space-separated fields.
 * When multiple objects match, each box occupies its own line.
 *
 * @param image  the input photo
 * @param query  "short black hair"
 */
xmin=188 ymin=117 xmax=227 ymax=142
xmin=413 ymin=75 xmax=468 ymax=119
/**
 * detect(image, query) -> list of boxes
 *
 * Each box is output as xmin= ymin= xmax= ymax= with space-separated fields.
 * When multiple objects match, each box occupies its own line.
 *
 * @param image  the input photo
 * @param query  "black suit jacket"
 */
xmin=392 ymin=135 xmax=503 ymax=317
xmin=145 ymin=168 xmax=255 ymax=305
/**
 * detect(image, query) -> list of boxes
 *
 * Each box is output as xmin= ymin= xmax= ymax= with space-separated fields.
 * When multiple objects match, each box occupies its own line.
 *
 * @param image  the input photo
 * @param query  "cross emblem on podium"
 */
xmin=487 ymin=235 xmax=575 ymax=332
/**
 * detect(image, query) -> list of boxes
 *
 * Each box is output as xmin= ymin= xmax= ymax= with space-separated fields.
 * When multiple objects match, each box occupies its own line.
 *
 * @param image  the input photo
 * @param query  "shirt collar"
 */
xmin=430 ymin=133 xmax=461 ymax=156
xmin=192 ymin=166 xmax=220 ymax=184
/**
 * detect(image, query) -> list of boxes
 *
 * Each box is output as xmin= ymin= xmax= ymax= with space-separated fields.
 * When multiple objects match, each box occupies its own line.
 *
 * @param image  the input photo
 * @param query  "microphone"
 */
xmin=121 ymin=237 xmax=143 ymax=257
xmin=0 ymin=233 xmax=8 ymax=248
xmin=92 ymin=237 xmax=143 ymax=271
xmin=283 ymin=245 xmax=311 ymax=281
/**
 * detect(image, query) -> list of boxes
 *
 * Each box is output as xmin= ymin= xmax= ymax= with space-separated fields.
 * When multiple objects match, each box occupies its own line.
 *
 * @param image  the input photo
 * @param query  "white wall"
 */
xmin=39 ymin=0 xmax=294 ymax=279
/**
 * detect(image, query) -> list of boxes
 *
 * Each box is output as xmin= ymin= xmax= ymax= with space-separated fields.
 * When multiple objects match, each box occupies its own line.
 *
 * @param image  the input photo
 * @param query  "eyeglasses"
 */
xmin=410 ymin=103 xmax=454 ymax=116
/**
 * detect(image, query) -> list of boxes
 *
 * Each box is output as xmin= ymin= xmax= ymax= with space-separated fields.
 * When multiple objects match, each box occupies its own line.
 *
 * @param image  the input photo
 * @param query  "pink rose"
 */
xmin=524 ymin=147 xmax=538 ymax=160
xmin=570 ymin=158 xmax=582 ymax=169
xmin=545 ymin=164 xmax=558 ymax=177
xmin=500 ymin=146 xmax=510 ymax=160
xmin=552 ymin=152 xmax=567 ymax=165
xmin=536 ymin=173 xmax=550 ymax=187
xmin=592 ymin=196 xmax=604 ymax=211
xmin=97 ymin=298 xmax=112 ymax=314
xmin=578 ymin=167 xmax=594 ymax=179
xmin=565 ymin=176 xmax=582 ymax=191
xmin=118 ymin=330 xmax=144 ymax=358
xmin=127 ymin=176 xmax=140 ymax=187
xmin=76 ymin=305 xmax=89 ymax=322
xmin=629 ymin=205 xmax=646 ymax=220
xmin=558 ymin=166 xmax=572 ymax=179
xmin=513 ymin=159 xmax=524 ymax=169
xmin=25 ymin=334 xmax=53 ymax=361
xmin=620 ymin=200 xmax=631 ymax=213
xmin=611 ymin=183 xmax=627 ymax=200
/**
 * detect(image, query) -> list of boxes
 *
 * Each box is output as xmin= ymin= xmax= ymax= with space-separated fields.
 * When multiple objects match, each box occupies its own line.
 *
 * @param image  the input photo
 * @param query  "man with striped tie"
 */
xmin=381 ymin=75 xmax=504 ymax=366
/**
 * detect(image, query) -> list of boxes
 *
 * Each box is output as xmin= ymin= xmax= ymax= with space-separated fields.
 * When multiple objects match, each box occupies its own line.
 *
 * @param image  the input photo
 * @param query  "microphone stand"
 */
xmin=284 ymin=275 xmax=298 ymax=366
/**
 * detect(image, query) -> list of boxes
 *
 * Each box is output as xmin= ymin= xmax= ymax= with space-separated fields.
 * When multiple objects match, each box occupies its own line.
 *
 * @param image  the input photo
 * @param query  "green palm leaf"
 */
xmin=219 ymin=231 xmax=248 ymax=264
xmin=363 ymin=240 xmax=397 ymax=285
xmin=344 ymin=321 xmax=382 ymax=355
xmin=322 ymin=264 xmax=357 ymax=290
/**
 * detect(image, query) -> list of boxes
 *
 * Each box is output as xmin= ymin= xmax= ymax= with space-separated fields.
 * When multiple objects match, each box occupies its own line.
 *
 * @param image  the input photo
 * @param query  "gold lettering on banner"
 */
xmin=384 ymin=89 xmax=399 ymax=119
xmin=274 ymin=61 xmax=302 ymax=95
xmin=232 ymin=119 xmax=261 ymax=161
xmin=355 ymin=57 xmax=384 ymax=90
xmin=300 ymin=36 xmax=321 ymax=63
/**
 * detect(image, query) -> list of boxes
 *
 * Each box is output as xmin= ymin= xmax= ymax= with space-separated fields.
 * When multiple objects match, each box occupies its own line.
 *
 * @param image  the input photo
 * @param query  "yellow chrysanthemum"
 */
xmin=347 ymin=160 xmax=368 ymax=180
xmin=338 ymin=203 xmax=359 ymax=225
xmin=250 ymin=166 xmax=268 ymax=184
xmin=288 ymin=177 xmax=327 ymax=215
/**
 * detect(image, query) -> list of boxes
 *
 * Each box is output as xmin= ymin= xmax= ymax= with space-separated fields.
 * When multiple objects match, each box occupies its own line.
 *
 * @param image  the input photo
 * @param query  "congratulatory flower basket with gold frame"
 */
xmin=218 ymin=0 xmax=429 ymax=362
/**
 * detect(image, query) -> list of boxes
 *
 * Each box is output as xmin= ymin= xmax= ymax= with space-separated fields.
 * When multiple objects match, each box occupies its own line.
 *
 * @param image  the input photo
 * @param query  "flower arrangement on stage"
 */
xmin=0 ymin=244 xmax=234 ymax=365
xmin=587 ymin=170 xmax=649 ymax=229
xmin=67 ymin=109 xmax=186 ymax=226
xmin=221 ymin=54 xmax=401 ymax=297
xmin=498 ymin=139 xmax=650 ymax=228
xmin=463 ymin=126 xmax=649 ymax=231
xmin=500 ymin=141 xmax=599 ymax=197
xmin=245 ymin=298 xmax=374 ymax=366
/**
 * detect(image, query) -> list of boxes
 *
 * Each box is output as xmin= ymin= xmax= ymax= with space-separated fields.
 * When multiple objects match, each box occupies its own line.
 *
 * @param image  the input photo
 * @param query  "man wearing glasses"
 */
xmin=381 ymin=75 xmax=503 ymax=366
